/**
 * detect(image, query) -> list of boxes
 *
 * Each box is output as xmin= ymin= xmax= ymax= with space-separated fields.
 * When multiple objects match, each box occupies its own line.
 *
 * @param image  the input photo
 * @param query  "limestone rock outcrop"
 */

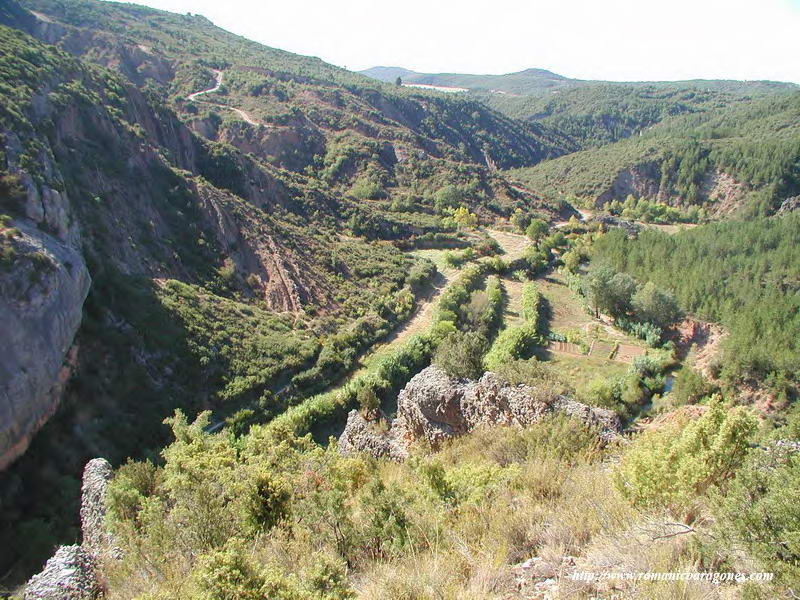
xmin=80 ymin=458 xmax=119 ymax=559
xmin=339 ymin=366 xmax=621 ymax=459
xmin=23 ymin=545 xmax=98 ymax=600
xmin=0 ymin=222 xmax=90 ymax=471
xmin=24 ymin=459 xmax=116 ymax=599
xmin=338 ymin=410 xmax=409 ymax=460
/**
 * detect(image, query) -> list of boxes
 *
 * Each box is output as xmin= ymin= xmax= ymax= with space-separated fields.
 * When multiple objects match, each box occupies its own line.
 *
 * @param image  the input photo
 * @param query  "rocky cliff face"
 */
xmin=0 ymin=124 xmax=91 ymax=469
xmin=595 ymin=161 xmax=664 ymax=207
xmin=0 ymin=224 xmax=89 ymax=469
xmin=339 ymin=366 xmax=621 ymax=459
xmin=594 ymin=161 xmax=749 ymax=215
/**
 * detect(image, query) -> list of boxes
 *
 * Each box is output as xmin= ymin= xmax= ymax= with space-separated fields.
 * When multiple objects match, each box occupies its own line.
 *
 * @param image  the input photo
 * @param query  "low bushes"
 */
xmin=717 ymin=444 xmax=800 ymax=583
xmin=484 ymin=282 xmax=543 ymax=371
xmin=615 ymin=316 xmax=663 ymax=347
xmin=264 ymin=334 xmax=435 ymax=438
xmin=105 ymin=413 xmax=619 ymax=600
xmin=266 ymin=264 xmax=494 ymax=437
xmin=520 ymin=282 xmax=542 ymax=330
xmin=432 ymin=330 xmax=487 ymax=380
xmin=614 ymin=396 xmax=756 ymax=510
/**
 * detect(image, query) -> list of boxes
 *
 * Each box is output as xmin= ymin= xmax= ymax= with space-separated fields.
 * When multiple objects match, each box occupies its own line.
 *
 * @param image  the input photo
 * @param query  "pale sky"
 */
xmin=107 ymin=0 xmax=800 ymax=84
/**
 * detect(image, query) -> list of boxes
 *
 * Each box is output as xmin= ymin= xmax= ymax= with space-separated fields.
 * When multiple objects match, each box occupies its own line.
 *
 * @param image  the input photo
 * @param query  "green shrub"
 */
xmin=483 ymin=323 xmax=540 ymax=371
xmin=525 ymin=219 xmax=548 ymax=241
xmin=614 ymin=397 xmax=756 ymax=509
xmin=405 ymin=259 xmax=436 ymax=293
xmin=106 ymin=459 xmax=160 ymax=530
xmin=520 ymin=282 xmax=541 ymax=328
xmin=194 ymin=541 xmax=303 ymax=600
xmin=433 ymin=330 xmax=487 ymax=379
xmin=350 ymin=177 xmax=384 ymax=200
xmin=240 ymin=472 xmax=290 ymax=534
xmin=669 ymin=366 xmax=711 ymax=405
xmin=356 ymin=382 xmax=380 ymax=417
xmin=0 ymin=173 xmax=26 ymax=214
xmin=718 ymin=447 xmax=800 ymax=583
xmin=433 ymin=185 xmax=463 ymax=213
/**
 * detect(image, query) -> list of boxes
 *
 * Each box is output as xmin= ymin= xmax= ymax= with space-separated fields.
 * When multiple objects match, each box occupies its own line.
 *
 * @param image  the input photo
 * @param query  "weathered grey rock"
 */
xmin=776 ymin=195 xmax=800 ymax=215
xmin=25 ymin=458 xmax=116 ymax=599
xmin=80 ymin=458 xmax=118 ymax=558
xmin=24 ymin=545 xmax=99 ymax=600
xmin=339 ymin=410 xmax=408 ymax=461
xmin=0 ymin=221 xmax=90 ymax=471
xmin=595 ymin=214 xmax=640 ymax=237
xmin=339 ymin=366 xmax=621 ymax=459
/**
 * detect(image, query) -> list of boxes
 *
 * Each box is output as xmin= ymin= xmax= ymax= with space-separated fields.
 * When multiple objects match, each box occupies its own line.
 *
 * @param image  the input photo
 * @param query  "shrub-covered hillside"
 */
xmin=2 ymin=0 xmax=800 ymax=596
xmin=0 ymin=6 xmax=565 ymax=580
xmin=508 ymin=91 xmax=800 ymax=215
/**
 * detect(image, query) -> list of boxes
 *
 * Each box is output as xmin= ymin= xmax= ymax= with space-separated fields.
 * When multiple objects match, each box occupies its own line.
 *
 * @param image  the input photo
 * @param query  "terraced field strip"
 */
xmin=360 ymin=266 xmax=456 ymax=361
xmin=548 ymin=341 xmax=585 ymax=356
xmin=614 ymin=343 xmax=647 ymax=363
xmin=485 ymin=228 xmax=530 ymax=260
xmin=503 ymin=278 xmax=526 ymax=326
xmin=483 ymin=227 xmax=531 ymax=319
xmin=590 ymin=341 xmax=614 ymax=359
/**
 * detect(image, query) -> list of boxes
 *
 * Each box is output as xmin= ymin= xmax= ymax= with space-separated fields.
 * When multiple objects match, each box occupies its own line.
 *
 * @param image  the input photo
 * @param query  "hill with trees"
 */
xmin=0 ymin=0 xmax=576 ymax=580
xmin=361 ymin=65 xmax=797 ymax=98
xmin=364 ymin=66 xmax=799 ymax=155
xmin=2 ymin=1 xmax=800 ymax=597
xmin=509 ymin=90 xmax=800 ymax=215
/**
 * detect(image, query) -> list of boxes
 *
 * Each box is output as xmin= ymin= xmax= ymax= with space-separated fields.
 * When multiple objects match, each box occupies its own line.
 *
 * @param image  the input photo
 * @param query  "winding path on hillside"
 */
xmin=187 ymin=69 xmax=267 ymax=127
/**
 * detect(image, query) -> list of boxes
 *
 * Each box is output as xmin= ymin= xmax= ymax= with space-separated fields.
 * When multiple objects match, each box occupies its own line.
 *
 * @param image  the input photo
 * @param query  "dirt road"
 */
xmin=187 ymin=70 xmax=266 ymax=127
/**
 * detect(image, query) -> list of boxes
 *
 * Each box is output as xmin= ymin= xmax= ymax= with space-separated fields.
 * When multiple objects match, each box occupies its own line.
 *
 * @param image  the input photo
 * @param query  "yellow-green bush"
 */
xmin=614 ymin=396 xmax=756 ymax=509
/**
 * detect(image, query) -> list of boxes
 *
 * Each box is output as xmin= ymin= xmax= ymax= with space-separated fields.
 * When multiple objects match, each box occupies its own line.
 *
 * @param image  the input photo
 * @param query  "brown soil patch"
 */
xmin=672 ymin=318 xmax=725 ymax=378
xmin=614 ymin=343 xmax=646 ymax=363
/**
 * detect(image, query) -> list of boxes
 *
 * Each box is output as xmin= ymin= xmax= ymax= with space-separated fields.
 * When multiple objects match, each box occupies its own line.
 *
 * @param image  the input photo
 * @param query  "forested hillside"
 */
xmin=364 ymin=65 xmax=798 ymax=150
xmin=592 ymin=217 xmax=800 ymax=396
xmin=2 ymin=0 xmax=800 ymax=597
xmin=362 ymin=65 xmax=796 ymax=98
xmin=509 ymin=91 xmax=800 ymax=215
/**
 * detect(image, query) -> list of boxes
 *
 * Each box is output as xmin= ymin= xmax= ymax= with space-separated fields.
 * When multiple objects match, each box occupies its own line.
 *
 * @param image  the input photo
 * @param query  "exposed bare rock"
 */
xmin=512 ymin=555 xmax=576 ymax=599
xmin=339 ymin=410 xmax=408 ymax=461
xmin=0 ymin=222 xmax=90 ymax=471
xmin=593 ymin=163 xmax=750 ymax=217
xmin=673 ymin=318 xmax=725 ymax=381
xmin=595 ymin=214 xmax=640 ymax=237
xmin=339 ymin=367 xmax=621 ymax=459
xmin=776 ymin=195 xmax=800 ymax=215
xmin=25 ymin=459 xmax=116 ymax=598
xmin=23 ymin=545 xmax=99 ymax=600
xmin=595 ymin=161 xmax=663 ymax=207
xmin=701 ymin=168 xmax=749 ymax=216
xmin=80 ymin=458 xmax=119 ymax=559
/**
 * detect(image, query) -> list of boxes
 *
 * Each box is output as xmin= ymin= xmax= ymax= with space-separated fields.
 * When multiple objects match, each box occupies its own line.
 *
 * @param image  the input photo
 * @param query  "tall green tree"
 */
xmin=632 ymin=281 xmax=683 ymax=328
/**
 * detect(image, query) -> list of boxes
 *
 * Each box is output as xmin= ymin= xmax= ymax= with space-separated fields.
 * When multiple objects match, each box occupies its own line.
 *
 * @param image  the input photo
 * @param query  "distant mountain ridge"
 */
xmin=361 ymin=66 xmax=582 ymax=95
xmin=361 ymin=65 xmax=798 ymax=96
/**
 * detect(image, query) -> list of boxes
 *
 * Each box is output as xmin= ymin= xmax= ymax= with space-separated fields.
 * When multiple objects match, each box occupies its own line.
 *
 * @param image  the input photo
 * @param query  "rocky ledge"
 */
xmin=339 ymin=366 xmax=621 ymax=460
